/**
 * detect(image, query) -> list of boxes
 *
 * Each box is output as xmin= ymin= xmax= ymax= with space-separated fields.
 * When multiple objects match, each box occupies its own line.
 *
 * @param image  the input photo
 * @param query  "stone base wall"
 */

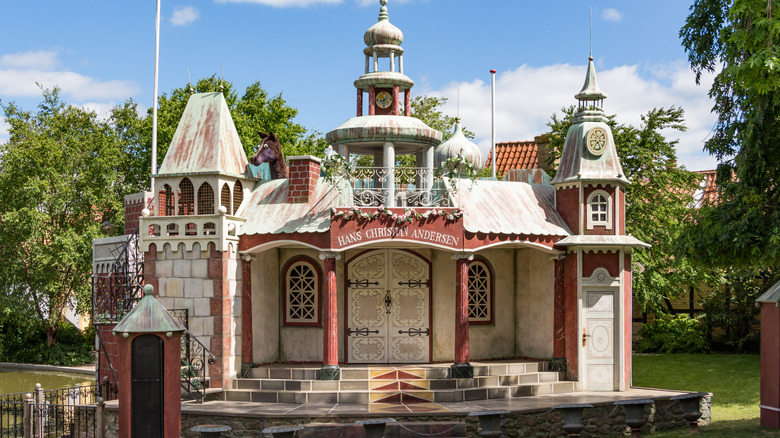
xmin=103 ymin=395 xmax=711 ymax=438
xmin=145 ymin=241 xmax=242 ymax=387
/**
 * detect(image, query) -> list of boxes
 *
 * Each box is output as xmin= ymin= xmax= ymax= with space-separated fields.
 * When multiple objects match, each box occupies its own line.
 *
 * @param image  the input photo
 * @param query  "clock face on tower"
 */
xmin=587 ymin=127 xmax=608 ymax=156
xmin=375 ymin=91 xmax=392 ymax=109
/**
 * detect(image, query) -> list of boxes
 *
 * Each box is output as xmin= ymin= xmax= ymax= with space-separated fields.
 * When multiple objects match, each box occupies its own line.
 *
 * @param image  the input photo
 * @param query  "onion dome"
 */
xmin=364 ymin=0 xmax=403 ymax=48
xmin=434 ymin=118 xmax=485 ymax=173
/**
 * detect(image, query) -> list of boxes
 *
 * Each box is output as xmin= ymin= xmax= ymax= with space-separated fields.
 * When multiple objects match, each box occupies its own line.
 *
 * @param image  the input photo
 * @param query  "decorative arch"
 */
xmin=158 ymin=184 xmax=174 ymax=217
xmin=232 ymin=180 xmax=243 ymax=215
xmin=220 ymin=183 xmax=231 ymax=213
xmin=197 ymin=182 xmax=214 ymax=215
xmin=178 ymin=178 xmax=195 ymax=216
xmin=282 ymin=256 xmax=322 ymax=326
xmin=468 ymin=257 xmax=494 ymax=324
xmin=586 ymin=190 xmax=612 ymax=230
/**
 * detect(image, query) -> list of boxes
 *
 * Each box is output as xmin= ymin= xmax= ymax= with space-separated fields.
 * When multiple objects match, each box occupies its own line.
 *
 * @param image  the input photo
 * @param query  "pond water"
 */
xmin=0 ymin=369 xmax=93 ymax=395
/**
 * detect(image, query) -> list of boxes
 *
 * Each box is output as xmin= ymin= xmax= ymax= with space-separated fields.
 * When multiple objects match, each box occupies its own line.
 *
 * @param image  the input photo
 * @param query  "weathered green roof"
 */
xmin=756 ymin=280 xmax=780 ymax=303
xmin=575 ymin=57 xmax=607 ymax=101
xmin=158 ymin=92 xmax=249 ymax=177
xmin=114 ymin=285 xmax=186 ymax=334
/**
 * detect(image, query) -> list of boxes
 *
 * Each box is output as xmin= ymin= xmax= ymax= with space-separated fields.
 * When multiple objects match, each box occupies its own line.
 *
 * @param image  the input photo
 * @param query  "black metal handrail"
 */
xmin=180 ymin=326 xmax=216 ymax=404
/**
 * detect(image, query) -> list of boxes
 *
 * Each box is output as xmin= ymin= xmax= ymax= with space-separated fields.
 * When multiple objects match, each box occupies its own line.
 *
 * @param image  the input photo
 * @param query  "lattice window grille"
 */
xmin=468 ymin=261 xmax=491 ymax=322
xmin=197 ymin=183 xmax=214 ymax=215
xmin=287 ymin=262 xmax=318 ymax=323
xmin=179 ymin=178 xmax=195 ymax=216
xmin=233 ymin=180 xmax=243 ymax=215
xmin=221 ymin=183 xmax=231 ymax=213
xmin=159 ymin=184 xmax=174 ymax=216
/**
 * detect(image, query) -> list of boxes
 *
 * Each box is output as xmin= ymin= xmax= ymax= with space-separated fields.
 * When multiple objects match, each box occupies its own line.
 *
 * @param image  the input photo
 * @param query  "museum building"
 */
xmin=95 ymin=0 xmax=647 ymax=396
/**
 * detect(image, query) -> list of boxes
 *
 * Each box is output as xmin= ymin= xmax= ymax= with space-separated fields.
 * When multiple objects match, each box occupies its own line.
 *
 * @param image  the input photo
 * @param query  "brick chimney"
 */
xmin=534 ymin=134 xmax=553 ymax=172
xmin=287 ymin=156 xmax=321 ymax=203
xmin=124 ymin=191 xmax=153 ymax=235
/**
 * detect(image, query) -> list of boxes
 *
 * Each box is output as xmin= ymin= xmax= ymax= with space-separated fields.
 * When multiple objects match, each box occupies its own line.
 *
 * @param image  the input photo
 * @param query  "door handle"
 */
xmin=582 ymin=328 xmax=591 ymax=346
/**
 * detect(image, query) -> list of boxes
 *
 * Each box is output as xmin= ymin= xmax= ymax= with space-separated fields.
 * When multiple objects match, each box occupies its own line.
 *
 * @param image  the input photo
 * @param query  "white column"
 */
xmin=422 ymin=145 xmax=434 ymax=193
xmin=390 ymin=53 xmax=395 ymax=72
xmin=373 ymin=52 xmax=378 ymax=72
xmin=365 ymin=55 xmax=370 ymax=74
xmin=338 ymin=144 xmax=350 ymax=162
xmin=383 ymin=142 xmax=396 ymax=207
xmin=399 ymin=55 xmax=404 ymax=74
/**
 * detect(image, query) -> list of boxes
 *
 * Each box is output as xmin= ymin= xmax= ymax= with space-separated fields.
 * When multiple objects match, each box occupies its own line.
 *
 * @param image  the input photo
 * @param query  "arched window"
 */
xmin=468 ymin=259 xmax=493 ymax=324
xmin=220 ymin=183 xmax=231 ymax=213
xmin=233 ymin=180 xmax=243 ymax=215
xmin=587 ymin=190 xmax=612 ymax=230
xmin=158 ymin=184 xmax=174 ymax=216
xmin=197 ymin=182 xmax=214 ymax=215
xmin=185 ymin=222 xmax=197 ymax=236
xmin=283 ymin=258 xmax=321 ymax=326
xmin=178 ymin=178 xmax=195 ymax=216
xmin=203 ymin=222 xmax=216 ymax=236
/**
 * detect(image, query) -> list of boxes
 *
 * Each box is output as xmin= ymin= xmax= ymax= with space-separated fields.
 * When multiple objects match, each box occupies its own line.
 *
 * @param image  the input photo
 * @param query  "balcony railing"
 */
xmin=344 ymin=166 xmax=453 ymax=208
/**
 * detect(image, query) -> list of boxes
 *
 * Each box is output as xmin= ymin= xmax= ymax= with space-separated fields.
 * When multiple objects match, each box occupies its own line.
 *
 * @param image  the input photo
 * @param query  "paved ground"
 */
xmin=174 ymin=388 xmax=687 ymax=418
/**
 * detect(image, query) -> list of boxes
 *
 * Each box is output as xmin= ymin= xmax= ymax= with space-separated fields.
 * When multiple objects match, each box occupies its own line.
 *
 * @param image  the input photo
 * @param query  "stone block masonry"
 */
xmin=145 ymin=241 xmax=242 ymax=388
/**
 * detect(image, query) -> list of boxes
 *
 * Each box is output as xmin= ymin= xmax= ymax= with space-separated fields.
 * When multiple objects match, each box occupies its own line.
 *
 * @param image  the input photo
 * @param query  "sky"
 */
xmin=0 ymin=0 xmax=718 ymax=172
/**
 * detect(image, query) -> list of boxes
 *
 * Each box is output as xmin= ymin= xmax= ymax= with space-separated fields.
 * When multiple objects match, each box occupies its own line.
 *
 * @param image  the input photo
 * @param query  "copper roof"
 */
xmin=114 ymin=285 xmax=186 ymax=334
xmin=238 ymin=179 xmax=340 ymax=235
xmin=484 ymin=141 xmax=538 ymax=177
xmin=452 ymin=179 xmax=571 ymax=237
xmin=158 ymin=92 xmax=249 ymax=178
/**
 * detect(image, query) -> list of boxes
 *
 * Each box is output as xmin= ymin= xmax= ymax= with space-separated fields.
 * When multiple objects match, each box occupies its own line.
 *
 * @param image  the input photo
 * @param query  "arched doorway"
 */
xmin=346 ymin=249 xmax=431 ymax=364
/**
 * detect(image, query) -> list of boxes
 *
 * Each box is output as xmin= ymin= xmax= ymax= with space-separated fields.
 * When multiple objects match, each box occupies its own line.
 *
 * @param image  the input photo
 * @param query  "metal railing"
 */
xmin=346 ymin=167 xmax=454 ymax=208
xmin=92 ymin=229 xmax=144 ymax=325
xmin=181 ymin=327 xmax=216 ymax=404
xmin=0 ymin=381 xmax=113 ymax=438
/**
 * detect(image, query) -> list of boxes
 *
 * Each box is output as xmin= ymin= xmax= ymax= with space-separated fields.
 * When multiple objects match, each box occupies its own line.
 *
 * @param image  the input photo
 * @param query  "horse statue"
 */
xmin=250 ymin=131 xmax=289 ymax=179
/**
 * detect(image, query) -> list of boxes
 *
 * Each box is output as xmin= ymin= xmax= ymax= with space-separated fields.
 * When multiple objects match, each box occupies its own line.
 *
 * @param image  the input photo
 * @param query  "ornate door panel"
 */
xmin=583 ymin=290 xmax=615 ymax=391
xmin=348 ymin=250 xmax=430 ymax=364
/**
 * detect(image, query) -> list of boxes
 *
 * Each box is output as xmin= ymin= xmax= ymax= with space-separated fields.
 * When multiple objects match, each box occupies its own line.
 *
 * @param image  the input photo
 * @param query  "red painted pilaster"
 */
xmin=454 ymin=253 xmax=471 ymax=364
xmin=392 ymin=86 xmax=400 ymax=116
xmin=553 ymin=258 xmax=566 ymax=358
xmin=357 ymin=88 xmax=363 ymax=117
xmin=564 ymin=252 xmax=579 ymax=379
xmin=241 ymin=257 xmax=253 ymax=365
xmin=404 ymin=90 xmax=411 ymax=116
xmin=320 ymin=252 xmax=340 ymax=366
xmin=623 ymin=252 xmax=633 ymax=387
xmin=368 ymin=86 xmax=376 ymax=116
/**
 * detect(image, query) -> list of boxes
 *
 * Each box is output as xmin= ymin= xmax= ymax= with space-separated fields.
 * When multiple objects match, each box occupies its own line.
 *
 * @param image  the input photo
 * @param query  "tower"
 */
xmin=326 ymin=0 xmax=442 ymax=208
xmin=551 ymin=57 xmax=648 ymax=391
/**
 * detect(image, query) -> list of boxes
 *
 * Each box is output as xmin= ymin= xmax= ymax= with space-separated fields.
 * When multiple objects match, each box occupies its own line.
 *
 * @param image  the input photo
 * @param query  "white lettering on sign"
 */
xmin=336 ymin=226 xmax=460 ymax=247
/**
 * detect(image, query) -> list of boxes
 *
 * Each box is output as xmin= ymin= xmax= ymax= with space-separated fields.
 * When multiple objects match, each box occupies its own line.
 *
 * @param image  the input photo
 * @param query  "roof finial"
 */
xmin=589 ymin=6 xmax=593 ymax=60
xmin=378 ymin=0 xmax=388 ymax=21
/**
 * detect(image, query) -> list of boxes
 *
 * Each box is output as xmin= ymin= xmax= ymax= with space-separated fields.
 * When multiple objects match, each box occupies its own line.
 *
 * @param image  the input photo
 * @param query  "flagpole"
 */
xmin=490 ymin=69 xmax=496 ymax=179
xmin=151 ymin=0 xmax=161 ymax=194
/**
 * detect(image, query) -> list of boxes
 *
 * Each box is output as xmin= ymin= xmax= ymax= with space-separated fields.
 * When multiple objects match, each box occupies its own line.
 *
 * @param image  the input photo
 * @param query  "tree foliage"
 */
xmin=0 ymin=88 xmax=124 ymax=346
xmin=546 ymin=106 xmax=707 ymax=312
xmin=117 ymin=75 xmax=325 ymax=191
xmin=410 ymin=95 xmax=475 ymax=141
xmin=680 ymin=0 xmax=780 ymax=267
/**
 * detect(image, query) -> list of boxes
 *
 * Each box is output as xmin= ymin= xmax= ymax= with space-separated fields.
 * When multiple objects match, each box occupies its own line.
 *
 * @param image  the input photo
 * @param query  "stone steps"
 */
xmin=219 ymin=361 xmax=579 ymax=404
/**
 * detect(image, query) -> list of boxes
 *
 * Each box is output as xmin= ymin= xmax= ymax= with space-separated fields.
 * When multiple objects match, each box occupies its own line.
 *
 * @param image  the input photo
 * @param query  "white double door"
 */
xmin=347 ymin=249 xmax=430 ymax=364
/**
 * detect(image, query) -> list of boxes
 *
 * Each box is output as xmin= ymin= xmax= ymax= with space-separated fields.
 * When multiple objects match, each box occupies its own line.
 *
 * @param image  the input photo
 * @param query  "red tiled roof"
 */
xmin=692 ymin=169 xmax=718 ymax=207
xmin=484 ymin=141 xmax=538 ymax=177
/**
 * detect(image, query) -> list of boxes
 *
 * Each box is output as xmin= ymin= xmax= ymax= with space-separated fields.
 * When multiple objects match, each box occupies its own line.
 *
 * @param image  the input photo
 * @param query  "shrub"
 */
xmin=636 ymin=315 xmax=710 ymax=353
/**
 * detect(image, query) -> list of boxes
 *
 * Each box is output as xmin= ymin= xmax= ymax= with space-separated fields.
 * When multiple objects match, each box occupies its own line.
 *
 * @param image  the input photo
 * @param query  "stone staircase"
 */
xmin=220 ymin=361 xmax=578 ymax=404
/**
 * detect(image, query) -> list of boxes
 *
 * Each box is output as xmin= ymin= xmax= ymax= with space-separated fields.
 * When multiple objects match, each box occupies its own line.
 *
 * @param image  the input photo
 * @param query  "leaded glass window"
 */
xmin=285 ymin=260 xmax=319 ymax=325
xmin=586 ymin=190 xmax=612 ymax=229
xmin=468 ymin=260 xmax=492 ymax=323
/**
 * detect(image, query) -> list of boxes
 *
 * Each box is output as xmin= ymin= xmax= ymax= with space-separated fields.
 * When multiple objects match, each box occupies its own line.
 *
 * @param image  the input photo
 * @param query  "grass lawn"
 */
xmin=634 ymin=353 xmax=780 ymax=437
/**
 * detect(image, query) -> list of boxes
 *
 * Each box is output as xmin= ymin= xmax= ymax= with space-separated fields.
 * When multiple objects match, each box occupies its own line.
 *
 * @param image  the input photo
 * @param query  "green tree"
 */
xmin=0 ymin=88 xmax=123 ymax=347
xmin=680 ymin=0 xmax=780 ymax=267
xmin=546 ymin=106 xmax=708 ymax=312
xmin=117 ymin=75 xmax=321 ymax=191
xmin=411 ymin=96 xmax=475 ymax=141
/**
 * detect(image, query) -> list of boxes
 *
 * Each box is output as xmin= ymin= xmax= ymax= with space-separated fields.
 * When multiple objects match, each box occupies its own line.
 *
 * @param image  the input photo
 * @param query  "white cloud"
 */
xmin=0 ymin=117 xmax=8 ymax=143
xmin=0 ymin=51 xmax=59 ymax=70
xmin=171 ymin=6 xmax=199 ymax=26
xmin=602 ymin=8 xmax=623 ymax=22
xmin=81 ymin=102 xmax=116 ymax=121
xmin=215 ymin=0 xmax=342 ymax=7
xmin=0 ymin=50 xmax=139 ymax=101
xmin=421 ymin=61 xmax=718 ymax=171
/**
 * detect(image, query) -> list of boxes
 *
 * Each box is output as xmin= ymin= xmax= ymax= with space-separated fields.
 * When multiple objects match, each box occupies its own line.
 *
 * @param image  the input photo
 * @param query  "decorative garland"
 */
xmin=331 ymin=205 xmax=464 ymax=225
